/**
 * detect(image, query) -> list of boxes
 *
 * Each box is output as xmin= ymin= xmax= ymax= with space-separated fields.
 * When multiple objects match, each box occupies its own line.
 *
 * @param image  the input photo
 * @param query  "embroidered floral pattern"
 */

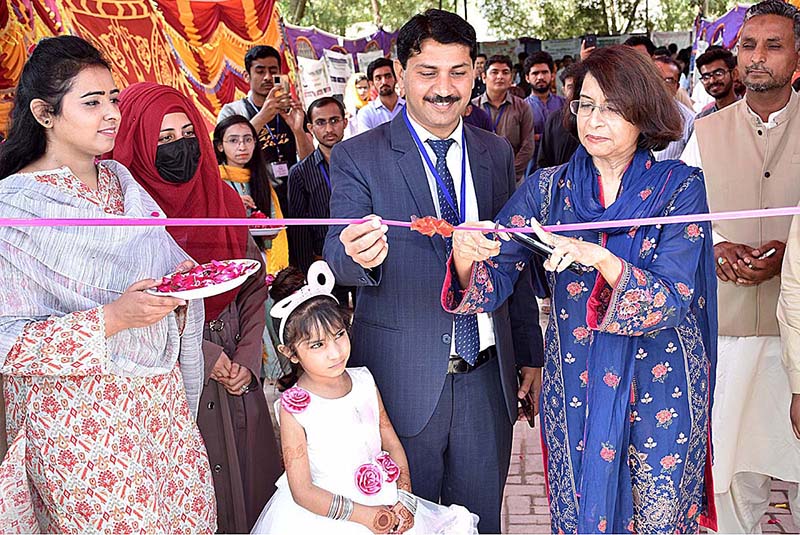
xmin=603 ymin=370 xmax=621 ymax=389
xmin=600 ymin=444 xmax=616 ymax=462
xmin=566 ymin=281 xmax=588 ymax=301
xmin=640 ymin=237 xmax=656 ymax=258
xmin=509 ymin=214 xmax=527 ymax=228
xmin=651 ymin=362 xmax=672 ymax=383
xmin=281 ymin=386 xmax=311 ymax=414
xmin=375 ymin=452 xmax=400 ymax=483
xmin=354 ymin=463 xmax=383 ymax=495
xmin=655 ymin=408 xmax=678 ymax=429
xmin=683 ymin=223 xmax=704 ymax=242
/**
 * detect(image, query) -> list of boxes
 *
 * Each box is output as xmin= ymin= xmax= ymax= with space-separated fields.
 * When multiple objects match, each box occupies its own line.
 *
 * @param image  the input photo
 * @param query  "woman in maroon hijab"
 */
xmin=111 ymin=82 xmax=281 ymax=533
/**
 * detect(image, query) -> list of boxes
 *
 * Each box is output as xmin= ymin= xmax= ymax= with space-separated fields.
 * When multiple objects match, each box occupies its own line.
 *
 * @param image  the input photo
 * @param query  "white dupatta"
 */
xmin=0 ymin=160 xmax=204 ymax=415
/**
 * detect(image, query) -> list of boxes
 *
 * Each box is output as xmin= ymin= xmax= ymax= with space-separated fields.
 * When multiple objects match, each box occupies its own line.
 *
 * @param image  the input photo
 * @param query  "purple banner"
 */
xmin=283 ymin=23 xmax=397 ymax=71
xmin=695 ymin=5 xmax=747 ymax=49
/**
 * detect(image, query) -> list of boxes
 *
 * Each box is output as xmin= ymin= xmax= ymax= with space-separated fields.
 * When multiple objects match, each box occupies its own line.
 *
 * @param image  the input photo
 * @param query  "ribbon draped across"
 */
xmin=2 ymin=203 xmax=800 ymax=231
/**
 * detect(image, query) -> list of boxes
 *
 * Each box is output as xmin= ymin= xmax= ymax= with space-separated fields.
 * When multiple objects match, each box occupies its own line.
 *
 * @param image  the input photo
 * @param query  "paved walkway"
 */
xmin=502 ymin=421 xmax=799 ymax=534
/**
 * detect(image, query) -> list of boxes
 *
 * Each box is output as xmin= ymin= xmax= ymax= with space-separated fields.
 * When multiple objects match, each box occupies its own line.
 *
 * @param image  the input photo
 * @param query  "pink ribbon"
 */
xmin=1 ymin=204 xmax=799 ymax=233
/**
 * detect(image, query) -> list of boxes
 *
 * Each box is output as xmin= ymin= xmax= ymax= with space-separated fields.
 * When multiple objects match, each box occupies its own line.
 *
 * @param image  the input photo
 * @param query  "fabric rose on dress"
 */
xmin=280 ymin=386 xmax=311 ymax=414
xmin=355 ymin=463 xmax=383 ymax=495
xmin=376 ymin=451 xmax=400 ymax=483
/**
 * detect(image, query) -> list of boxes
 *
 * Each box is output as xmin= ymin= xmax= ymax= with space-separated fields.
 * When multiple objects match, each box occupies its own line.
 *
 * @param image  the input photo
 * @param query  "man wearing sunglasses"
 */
xmin=695 ymin=47 xmax=742 ymax=120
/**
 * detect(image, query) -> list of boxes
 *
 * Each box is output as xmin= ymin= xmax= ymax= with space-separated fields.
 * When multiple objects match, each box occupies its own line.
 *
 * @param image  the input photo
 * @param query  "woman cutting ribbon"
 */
xmin=445 ymin=46 xmax=719 ymax=533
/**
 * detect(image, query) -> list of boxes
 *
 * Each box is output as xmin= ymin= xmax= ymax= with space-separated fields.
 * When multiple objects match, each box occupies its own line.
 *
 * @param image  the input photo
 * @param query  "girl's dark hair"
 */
xmin=0 ymin=36 xmax=110 ymax=179
xmin=213 ymin=115 xmax=272 ymax=217
xmin=269 ymin=266 xmax=352 ymax=391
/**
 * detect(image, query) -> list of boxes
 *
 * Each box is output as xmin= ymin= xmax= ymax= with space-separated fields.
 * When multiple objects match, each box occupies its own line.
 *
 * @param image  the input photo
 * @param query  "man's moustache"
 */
xmin=423 ymin=95 xmax=461 ymax=104
xmin=746 ymin=64 xmax=772 ymax=75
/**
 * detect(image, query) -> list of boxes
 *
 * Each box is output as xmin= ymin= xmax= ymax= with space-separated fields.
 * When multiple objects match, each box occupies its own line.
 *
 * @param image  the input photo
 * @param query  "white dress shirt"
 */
xmin=406 ymin=113 xmax=496 ymax=354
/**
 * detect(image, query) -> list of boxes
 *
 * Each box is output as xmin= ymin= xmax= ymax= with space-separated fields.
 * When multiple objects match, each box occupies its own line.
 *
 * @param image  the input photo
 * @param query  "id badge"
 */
xmin=271 ymin=162 xmax=289 ymax=179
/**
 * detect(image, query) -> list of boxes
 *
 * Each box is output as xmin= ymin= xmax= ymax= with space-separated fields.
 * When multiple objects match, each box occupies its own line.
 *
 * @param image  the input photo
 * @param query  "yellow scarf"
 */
xmin=219 ymin=165 xmax=250 ymax=183
xmin=219 ymin=165 xmax=289 ymax=274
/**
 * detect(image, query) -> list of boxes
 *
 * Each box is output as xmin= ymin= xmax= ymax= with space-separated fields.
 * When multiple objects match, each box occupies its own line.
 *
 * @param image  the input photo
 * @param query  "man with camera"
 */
xmin=218 ymin=45 xmax=313 ymax=211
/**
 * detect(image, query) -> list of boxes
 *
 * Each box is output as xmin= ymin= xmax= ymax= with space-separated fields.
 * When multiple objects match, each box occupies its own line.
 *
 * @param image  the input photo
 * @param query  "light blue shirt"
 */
xmin=356 ymin=97 xmax=406 ymax=133
xmin=654 ymin=100 xmax=695 ymax=162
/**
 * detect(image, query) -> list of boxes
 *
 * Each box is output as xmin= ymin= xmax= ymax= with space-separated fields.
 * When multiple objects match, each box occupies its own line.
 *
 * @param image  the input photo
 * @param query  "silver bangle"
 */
xmin=397 ymin=489 xmax=418 ymax=516
xmin=327 ymin=494 xmax=340 ymax=519
xmin=341 ymin=497 xmax=354 ymax=521
xmin=327 ymin=494 xmax=353 ymax=521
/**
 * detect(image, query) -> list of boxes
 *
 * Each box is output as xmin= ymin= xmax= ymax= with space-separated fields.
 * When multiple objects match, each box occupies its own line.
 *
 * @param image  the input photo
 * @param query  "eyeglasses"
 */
xmin=312 ymin=117 xmax=343 ymax=128
xmin=569 ymin=100 xmax=623 ymax=119
xmin=699 ymin=68 xmax=732 ymax=82
xmin=223 ymin=135 xmax=255 ymax=146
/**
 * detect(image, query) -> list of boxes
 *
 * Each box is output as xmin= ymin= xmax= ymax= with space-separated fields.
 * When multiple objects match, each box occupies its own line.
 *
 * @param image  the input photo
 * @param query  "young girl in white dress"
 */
xmin=252 ymin=262 xmax=478 ymax=534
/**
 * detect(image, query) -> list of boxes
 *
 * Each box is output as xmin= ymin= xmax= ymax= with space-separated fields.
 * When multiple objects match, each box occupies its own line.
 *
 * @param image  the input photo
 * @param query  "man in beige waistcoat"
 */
xmin=682 ymin=1 xmax=800 ymax=531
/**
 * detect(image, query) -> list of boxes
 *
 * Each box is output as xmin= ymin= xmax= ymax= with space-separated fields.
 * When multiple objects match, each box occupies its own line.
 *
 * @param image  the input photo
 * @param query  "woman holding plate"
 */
xmin=111 ymin=82 xmax=282 ymax=533
xmin=0 ymin=37 xmax=215 ymax=531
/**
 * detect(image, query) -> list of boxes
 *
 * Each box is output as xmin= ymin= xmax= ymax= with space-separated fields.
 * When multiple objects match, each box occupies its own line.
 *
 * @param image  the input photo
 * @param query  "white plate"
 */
xmin=146 ymin=259 xmax=260 ymax=300
xmin=250 ymin=226 xmax=286 ymax=237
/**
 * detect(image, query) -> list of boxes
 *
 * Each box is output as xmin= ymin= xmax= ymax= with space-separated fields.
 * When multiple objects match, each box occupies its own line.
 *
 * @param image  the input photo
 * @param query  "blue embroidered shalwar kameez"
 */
xmin=443 ymin=147 xmax=718 ymax=534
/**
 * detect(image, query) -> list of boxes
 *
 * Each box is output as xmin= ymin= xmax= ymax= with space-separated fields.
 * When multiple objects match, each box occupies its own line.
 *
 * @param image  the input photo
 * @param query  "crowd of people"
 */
xmin=0 ymin=0 xmax=799 ymax=533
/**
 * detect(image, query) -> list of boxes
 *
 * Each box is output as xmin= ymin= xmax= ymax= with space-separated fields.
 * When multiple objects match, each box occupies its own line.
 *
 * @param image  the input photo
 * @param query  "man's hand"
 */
xmin=280 ymin=100 xmax=307 ymax=133
xmin=791 ymin=393 xmax=800 ymax=440
xmin=732 ymin=240 xmax=786 ymax=285
xmin=518 ymin=366 xmax=542 ymax=418
xmin=253 ymin=86 xmax=292 ymax=128
xmin=714 ymin=241 xmax=755 ymax=282
xmin=339 ymin=215 xmax=389 ymax=269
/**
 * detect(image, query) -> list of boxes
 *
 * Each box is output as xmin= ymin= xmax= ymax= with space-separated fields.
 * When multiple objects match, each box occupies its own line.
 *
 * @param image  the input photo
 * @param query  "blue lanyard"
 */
xmin=402 ymin=109 xmax=467 ymax=224
xmin=318 ymin=161 xmax=332 ymax=190
xmin=484 ymin=102 xmax=507 ymax=133
xmin=264 ymin=115 xmax=281 ymax=145
xmin=246 ymin=96 xmax=283 ymax=155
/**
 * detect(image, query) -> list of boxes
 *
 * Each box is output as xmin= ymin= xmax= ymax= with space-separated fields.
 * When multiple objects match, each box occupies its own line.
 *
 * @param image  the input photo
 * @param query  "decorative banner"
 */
xmin=323 ymin=48 xmax=355 ymax=96
xmin=597 ymin=34 xmax=630 ymax=47
xmin=283 ymin=22 xmax=396 ymax=68
xmin=0 ymin=0 xmax=282 ymax=134
xmin=355 ymin=49 xmax=385 ymax=73
xmin=297 ymin=56 xmax=332 ymax=105
xmin=541 ymin=39 xmax=581 ymax=60
xmin=651 ymin=31 xmax=692 ymax=50
xmin=480 ymin=39 xmax=523 ymax=59
xmin=694 ymin=5 xmax=748 ymax=50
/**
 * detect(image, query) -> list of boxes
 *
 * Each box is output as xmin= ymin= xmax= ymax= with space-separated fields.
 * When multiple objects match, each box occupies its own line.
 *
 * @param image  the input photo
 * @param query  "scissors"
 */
xmin=495 ymin=222 xmax=587 ymax=275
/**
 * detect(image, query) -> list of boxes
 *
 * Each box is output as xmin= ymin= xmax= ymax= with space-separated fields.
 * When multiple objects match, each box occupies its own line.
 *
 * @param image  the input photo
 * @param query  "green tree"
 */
xmin=278 ymin=0 xmax=441 ymax=33
xmin=477 ymin=0 xmax=740 ymax=40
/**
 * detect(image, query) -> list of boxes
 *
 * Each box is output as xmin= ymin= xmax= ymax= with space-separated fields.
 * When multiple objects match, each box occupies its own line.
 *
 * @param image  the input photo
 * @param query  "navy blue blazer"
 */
xmin=323 ymin=114 xmax=544 ymax=437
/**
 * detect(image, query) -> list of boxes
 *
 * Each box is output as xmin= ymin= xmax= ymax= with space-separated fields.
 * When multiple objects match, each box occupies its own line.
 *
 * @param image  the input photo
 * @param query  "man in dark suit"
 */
xmin=323 ymin=10 xmax=544 ymax=533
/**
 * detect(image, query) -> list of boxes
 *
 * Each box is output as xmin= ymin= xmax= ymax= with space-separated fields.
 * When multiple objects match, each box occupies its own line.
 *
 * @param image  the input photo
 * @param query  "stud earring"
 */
xmin=43 ymin=119 xmax=51 ymax=126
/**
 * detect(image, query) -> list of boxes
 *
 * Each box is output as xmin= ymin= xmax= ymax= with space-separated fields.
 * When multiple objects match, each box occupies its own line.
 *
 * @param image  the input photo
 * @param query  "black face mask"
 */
xmin=155 ymin=137 xmax=201 ymax=184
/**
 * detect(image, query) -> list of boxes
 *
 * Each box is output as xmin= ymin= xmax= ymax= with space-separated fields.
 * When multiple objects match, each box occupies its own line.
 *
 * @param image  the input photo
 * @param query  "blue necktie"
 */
xmin=426 ymin=138 xmax=480 ymax=366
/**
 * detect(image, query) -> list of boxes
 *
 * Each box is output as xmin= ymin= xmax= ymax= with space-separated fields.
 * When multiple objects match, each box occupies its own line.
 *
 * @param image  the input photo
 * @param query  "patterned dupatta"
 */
xmin=0 ymin=161 xmax=205 ymax=415
xmin=553 ymin=146 xmax=718 ymax=532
